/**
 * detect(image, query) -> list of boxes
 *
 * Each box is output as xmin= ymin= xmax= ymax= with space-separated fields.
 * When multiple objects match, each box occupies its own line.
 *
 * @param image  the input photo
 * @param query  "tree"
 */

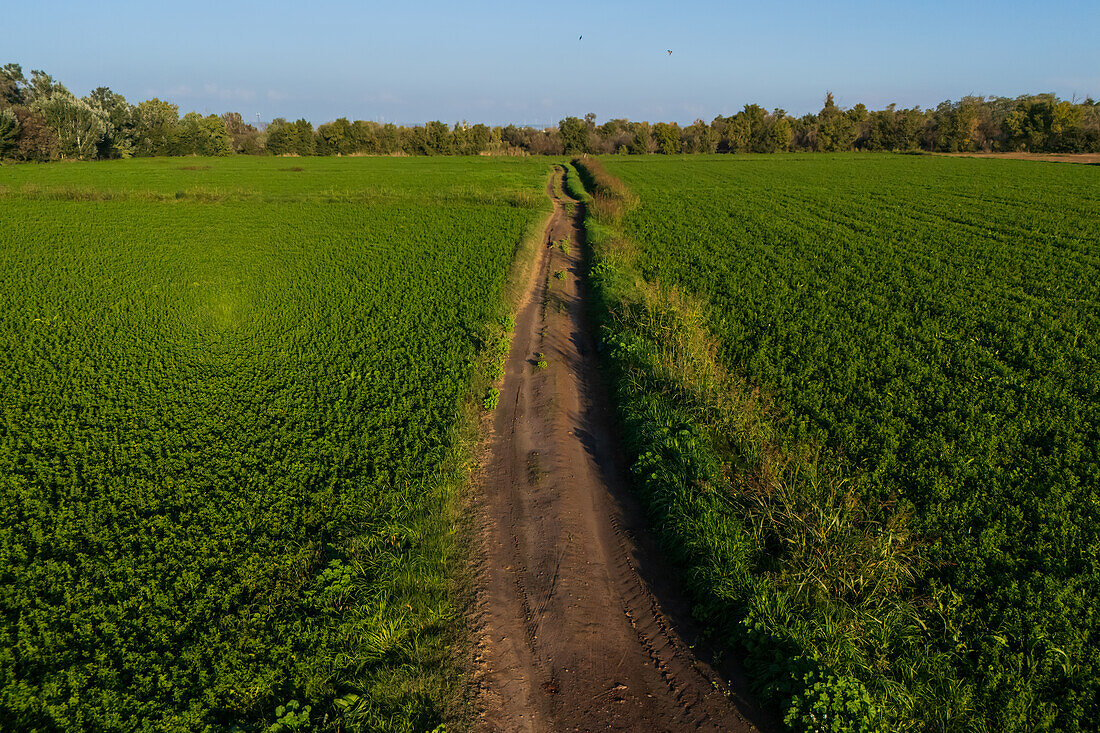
xmin=175 ymin=112 xmax=231 ymax=156
xmin=174 ymin=112 xmax=203 ymax=154
xmin=815 ymin=92 xmax=857 ymax=151
xmin=0 ymin=63 xmax=26 ymax=107
xmin=202 ymin=115 xmax=233 ymax=156
xmin=26 ymin=69 xmax=62 ymax=104
xmin=682 ymin=119 xmax=717 ymax=154
xmin=291 ymin=119 xmax=315 ymax=155
xmin=740 ymin=104 xmax=767 ymax=151
xmin=488 ymin=125 xmax=503 ymax=153
xmin=451 ymin=121 xmax=468 ymax=154
xmin=378 ymin=123 xmax=399 ymax=154
xmin=222 ymin=112 xmax=262 ymax=154
xmin=10 ymin=107 xmax=58 ymax=160
xmin=264 ymin=118 xmax=316 ymax=156
xmin=769 ymin=115 xmax=792 ymax=152
xmin=629 ymin=121 xmax=653 ymax=154
xmin=132 ymin=98 xmax=179 ymax=156
xmin=316 ymin=117 xmax=354 ymax=155
xmin=847 ymin=103 xmax=870 ymax=148
xmin=32 ymin=89 xmax=107 ymax=159
xmin=652 ymin=122 xmax=681 ymax=154
xmin=424 ymin=120 xmax=451 ymax=154
xmin=559 ymin=116 xmax=588 ymax=155
xmin=264 ymin=118 xmax=294 ymax=155
xmin=865 ymin=104 xmax=926 ymax=151
xmin=1047 ymin=99 xmax=1085 ymax=152
xmin=465 ymin=123 xmax=490 ymax=154
xmin=726 ymin=115 xmax=751 ymax=152
xmin=594 ymin=118 xmax=632 ymax=154
xmin=0 ymin=108 xmax=19 ymax=156
xmin=87 ymin=87 xmax=133 ymax=158
xmin=350 ymin=120 xmax=378 ymax=154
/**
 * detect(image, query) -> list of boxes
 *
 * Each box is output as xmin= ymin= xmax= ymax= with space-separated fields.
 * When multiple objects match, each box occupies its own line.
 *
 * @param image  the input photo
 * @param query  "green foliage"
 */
xmin=783 ymin=671 xmax=878 ymax=733
xmin=1005 ymin=98 xmax=1085 ymax=152
xmin=482 ymin=388 xmax=500 ymax=411
xmin=266 ymin=118 xmax=316 ymax=156
xmin=6 ymin=106 xmax=58 ymax=161
xmin=482 ymin=313 xmax=516 ymax=384
xmin=0 ymin=62 xmax=26 ymax=106
xmin=652 ymin=122 xmax=681 ymax=154
xmin=30 ymin=88 xmax=108 ymax=159
xmin=132 ymin=97 xmax=179 ymax=156
xmin=266 ymin=701 xmax=312 ymax=732
xmin=586 ymin=154 xmax=1100 ymax=731
xmin=562 ymin=164 xmax=590 ymax=202
xmin=559 ymin=116 xmax=589 ymax=155
xmin=0 ymin=155 xmax=549 ymax=731
xmin=175 ymin=112 xmax=233 ymax=156
xmin=0 ymin=107 xmax=18 ymax=156
xmin=87 ymin=86 xmax=134 ymax=159
xmin=814 ymin=93 xmax=858 ymax=151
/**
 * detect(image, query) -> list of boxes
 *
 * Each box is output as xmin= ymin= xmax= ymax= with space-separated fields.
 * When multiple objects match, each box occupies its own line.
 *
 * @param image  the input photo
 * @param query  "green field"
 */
xmin=580 ymin=154 xmax=1100 ymax=731
xmin=0 ymin=156 xmax=549 ymax=731
xmin=5 ymin=151 xmax=1098 ymax=732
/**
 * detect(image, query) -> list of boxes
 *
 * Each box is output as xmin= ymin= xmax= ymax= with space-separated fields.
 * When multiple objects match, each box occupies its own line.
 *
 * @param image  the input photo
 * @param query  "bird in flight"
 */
xmin=667 ymin=49 xmax=672 ymax=55
xmin=579 ymin=35 xmax=583 ymax=40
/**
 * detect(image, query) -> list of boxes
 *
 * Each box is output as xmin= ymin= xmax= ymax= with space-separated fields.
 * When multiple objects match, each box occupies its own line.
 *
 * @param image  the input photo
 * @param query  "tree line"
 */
xmin=3 ymin=63 xmax=1099 ymax=162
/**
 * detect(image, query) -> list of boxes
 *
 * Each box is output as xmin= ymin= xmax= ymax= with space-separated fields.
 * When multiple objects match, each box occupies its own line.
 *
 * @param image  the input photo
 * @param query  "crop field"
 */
xmin=584 ymin=154 xmax=1100 ymax=730
xmin=0 ymin=156 xmax=549 ymax=731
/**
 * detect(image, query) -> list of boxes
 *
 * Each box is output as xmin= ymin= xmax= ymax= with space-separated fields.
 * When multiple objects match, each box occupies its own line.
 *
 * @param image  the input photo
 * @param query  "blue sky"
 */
xmin=3 ymin=0 xmax=1098 ymax=126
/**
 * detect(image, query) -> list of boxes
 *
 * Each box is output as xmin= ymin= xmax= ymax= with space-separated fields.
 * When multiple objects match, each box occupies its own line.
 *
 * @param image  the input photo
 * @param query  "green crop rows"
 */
xmin=0 ymin=156 xmax=549 ymax=731
xmin=592 ymin=154 xmax=1099 ymax=731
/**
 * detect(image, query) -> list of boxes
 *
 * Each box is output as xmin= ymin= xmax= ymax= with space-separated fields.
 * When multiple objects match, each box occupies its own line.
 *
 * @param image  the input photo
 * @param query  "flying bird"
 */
xmin=667 ymin=49 xmax=672 ymax=55
xmin=579 ymin=35 xmax=583 ymax=40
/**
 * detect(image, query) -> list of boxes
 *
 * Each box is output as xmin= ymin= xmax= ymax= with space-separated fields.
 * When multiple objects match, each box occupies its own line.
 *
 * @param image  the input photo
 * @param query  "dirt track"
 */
xmin=935 ymin=151 xmax=1100 ymax=164
xmin=469 ymin=168 xmax=766 ymax=732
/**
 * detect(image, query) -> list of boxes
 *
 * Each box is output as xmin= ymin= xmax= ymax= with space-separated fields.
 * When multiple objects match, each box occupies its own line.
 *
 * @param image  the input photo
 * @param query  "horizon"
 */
xmin=3 ymin=0 xmax=1099 ymax=127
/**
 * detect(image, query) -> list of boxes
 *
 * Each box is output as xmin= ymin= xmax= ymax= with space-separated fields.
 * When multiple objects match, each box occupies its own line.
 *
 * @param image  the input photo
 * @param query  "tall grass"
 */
xmin=571 ymin=155 xmax=638 ymax=224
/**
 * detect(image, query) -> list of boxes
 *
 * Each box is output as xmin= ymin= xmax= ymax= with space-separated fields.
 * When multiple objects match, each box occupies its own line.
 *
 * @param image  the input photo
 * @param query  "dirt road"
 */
xmin=469 ymin=168 xmax=766 ymax=732
xmin=935 ymin=151 xmax=1100 ymax=164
